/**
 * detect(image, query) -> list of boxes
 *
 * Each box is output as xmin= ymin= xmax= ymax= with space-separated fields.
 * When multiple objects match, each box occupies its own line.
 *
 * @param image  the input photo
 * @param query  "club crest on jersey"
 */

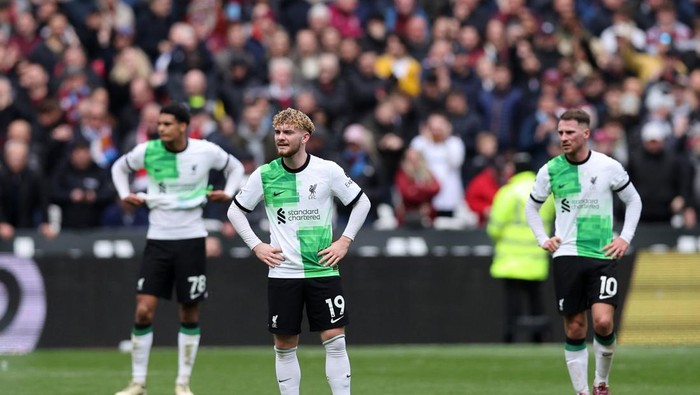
xmin=308 ymin=184 xmax=317 ymax=199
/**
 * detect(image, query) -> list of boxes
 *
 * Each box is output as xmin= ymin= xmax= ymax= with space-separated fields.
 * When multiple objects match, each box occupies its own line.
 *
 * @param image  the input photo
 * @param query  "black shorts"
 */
xmin=553 ymin=256 xmax=619 ymax=315
xmin=138 ymin=238 xmax=207 ymax=304
xmin=268 ymin=276 xmax=348 ymax=335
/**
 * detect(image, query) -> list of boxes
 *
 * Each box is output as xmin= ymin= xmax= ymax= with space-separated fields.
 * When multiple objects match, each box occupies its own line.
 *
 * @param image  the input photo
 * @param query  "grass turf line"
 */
xmin=1 ymin=344 xmax=699 ymax=394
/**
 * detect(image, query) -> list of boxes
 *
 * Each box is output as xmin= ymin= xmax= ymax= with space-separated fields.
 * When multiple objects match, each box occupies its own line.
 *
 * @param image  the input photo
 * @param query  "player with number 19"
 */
xmin=228 ymin=108 xmax=370 ymax=395
xmin=526 ymin=109 xmax=642 ymax=395
xmin=111 ymin=103 xmax=244 ymax=395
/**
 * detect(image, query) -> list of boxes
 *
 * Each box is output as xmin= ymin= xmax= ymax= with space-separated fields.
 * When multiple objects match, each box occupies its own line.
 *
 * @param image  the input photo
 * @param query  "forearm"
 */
xmin=617 ymin=184 xmax=642 ymax=243
xmin=227 ymin=201 xmax=263 ymax=250
xmin=222 ymin=155 xmax=245 ymax=197
xmin=111 ymin=156 xmax=132 ymax=199
xmin=341 ymin=193 xmax=371 ymax=240
xmin=525 ymin=198 xmax=549 ymax=246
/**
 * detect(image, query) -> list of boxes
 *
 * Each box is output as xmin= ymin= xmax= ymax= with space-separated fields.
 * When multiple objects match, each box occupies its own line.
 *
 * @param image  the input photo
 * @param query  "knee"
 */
xmin=274 ymin=335 xmax=299 ymax=350
xmin=593 ymin=315 xmax=614 ymax=335
xmin=135 ymin=303 xmax=155 ymax=324
xmin=564 ymin=318 xmax=587 ymax=339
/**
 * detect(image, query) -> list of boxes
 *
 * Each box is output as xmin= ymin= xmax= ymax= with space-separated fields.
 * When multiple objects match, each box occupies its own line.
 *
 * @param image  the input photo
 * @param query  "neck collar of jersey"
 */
xmin=565 ymin=149 xmax=591 ymax=166
xmin=282 ymin=153 xmax=310 ymax=173
xmin=162 ymin=138 xmax=188 ymax=153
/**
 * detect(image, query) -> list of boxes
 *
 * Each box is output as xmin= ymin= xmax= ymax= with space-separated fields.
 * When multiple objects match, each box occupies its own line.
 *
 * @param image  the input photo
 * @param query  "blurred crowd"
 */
xmin=1 ymin=0 xmax=700 ymax=242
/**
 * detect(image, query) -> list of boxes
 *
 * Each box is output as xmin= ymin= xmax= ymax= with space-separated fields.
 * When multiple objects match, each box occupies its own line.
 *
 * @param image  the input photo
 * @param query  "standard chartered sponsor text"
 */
xmin=287 ymin=208 xmax=322 ymax=221
xmin=569 ymin=199 xmax=600 ymax=210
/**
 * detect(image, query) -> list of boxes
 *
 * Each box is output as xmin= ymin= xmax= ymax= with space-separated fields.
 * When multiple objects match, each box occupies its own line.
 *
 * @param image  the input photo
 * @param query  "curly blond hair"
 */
xmin=272 ymin=108 xmax=315 ymax=134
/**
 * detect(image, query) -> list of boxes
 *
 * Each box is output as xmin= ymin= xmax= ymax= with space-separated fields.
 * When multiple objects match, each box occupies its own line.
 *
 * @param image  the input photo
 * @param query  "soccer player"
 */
xmin=227 ymin=108 xmax=371 ymax=395
xmin=525 ymin=109 xmax=642 ymax=395
xmin=111 ymin=103 xmax=244 ymax=395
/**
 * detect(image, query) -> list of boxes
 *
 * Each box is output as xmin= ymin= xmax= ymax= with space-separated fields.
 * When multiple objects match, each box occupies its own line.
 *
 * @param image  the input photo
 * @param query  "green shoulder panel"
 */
xmin=547 ymin=155 xmax=581 ymax=197
xmin=144 ymin=140 xmax=178 ymax=181
xmin=261 ymin=159 xmax=300 ymax=207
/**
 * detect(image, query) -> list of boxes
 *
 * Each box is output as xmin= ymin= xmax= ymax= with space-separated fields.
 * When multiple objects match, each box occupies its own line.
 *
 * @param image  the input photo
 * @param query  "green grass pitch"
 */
xmin=2 ymin=344 xmax=699 ymax=394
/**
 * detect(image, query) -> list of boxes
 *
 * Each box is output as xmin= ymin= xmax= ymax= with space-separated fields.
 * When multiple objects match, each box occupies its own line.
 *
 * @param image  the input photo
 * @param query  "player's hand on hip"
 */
xmin=318 ymin=236 xmax=351 ymax=269
xmin=603 ymin=237 xmax=629 ymax=260
xmin=253 ymin=243 xmax=284 ymax=268
xmin=541 ymin=236 xmax=561 ymax=253
xmin=123 ymin=193 xmax=145 ymax=206
xmin=208 ymin=190 xmax=232 ymax=202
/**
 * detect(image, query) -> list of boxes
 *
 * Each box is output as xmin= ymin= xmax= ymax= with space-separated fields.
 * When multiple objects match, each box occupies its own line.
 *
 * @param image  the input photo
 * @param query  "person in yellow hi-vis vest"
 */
xmin=487 ymin=153 xmax=554 ymax=343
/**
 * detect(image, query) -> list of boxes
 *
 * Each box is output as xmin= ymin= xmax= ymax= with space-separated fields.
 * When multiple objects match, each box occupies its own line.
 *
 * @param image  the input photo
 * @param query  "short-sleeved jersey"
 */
xmin=530 ymin=151 xmax=630 ymax=259
xmin=233 ymin=155 xmax=363 ymax=279
xmin=124 ymin=138 xmax=232 ymax=240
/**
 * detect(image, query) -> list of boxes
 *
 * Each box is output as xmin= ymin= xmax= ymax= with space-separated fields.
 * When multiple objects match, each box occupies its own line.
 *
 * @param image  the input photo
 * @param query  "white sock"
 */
xmin=131 ymin=328 xmax=153 ymax=385
xmin=275 ymin=346 xmax=301 ymax=395
xmin=323 ymin=335 xmax=351 ymax=395
xmin=176 ymin=326 xmax=201 ymax=385
xmin=565 ymin=346 xmax=589 ymax=394
xmin=593 ymin=333 xmax=616 ymax=387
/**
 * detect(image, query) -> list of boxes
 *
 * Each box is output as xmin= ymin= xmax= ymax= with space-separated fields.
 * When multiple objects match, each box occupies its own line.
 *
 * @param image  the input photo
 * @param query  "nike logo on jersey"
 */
xmin=599 ymin=294 xmax=615 ymax=300
xmin=278 ymin=378 xmax=292 ymax=383
xmin=273 ymin=191 xmax=284 ymax=196
xmin=330 ymin=316 xmax=345 ymax=324
xmin=558 ymin=184 xmax=566 ymax=189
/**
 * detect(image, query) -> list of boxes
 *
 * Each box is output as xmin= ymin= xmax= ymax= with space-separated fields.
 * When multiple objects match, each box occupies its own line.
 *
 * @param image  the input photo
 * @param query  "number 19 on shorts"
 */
xmin=325 ymin=295 xmax=345 ymax=320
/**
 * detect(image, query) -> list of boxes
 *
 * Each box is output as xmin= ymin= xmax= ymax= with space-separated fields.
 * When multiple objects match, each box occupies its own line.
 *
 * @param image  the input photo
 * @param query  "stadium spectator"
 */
xmin=5 ymin=118 xmax=42 ymax=171
xmin=230 ymin=102 xmax=276 ymax=168
xmin=50 ymin=139 xmax=115 ymax=229
xmin=477 ymin=63 xmax=523 ymax=153
xmin=464 ymin=154 xmax=504 ymax=228
xmin=111 ymin=103 xmax=244 ymax=395
xmin=628 ymin=122 xmax=696 ymax=228
xmin=0 ymin=139 xmax=55 ymax=241
xmin=519 ymin=93 xmax=559 ymax=171
xmin=291 ymin=28 xmax=321 ymax=81
xmin=410 ymin=112 xmax=465 ymax=219
xmin=307 ymin=52 xmax=349 ymax=131
xmin=383 ymin=0 xmax=429 ymax=39
xmin=74 ymin=99 xmax=119 ymax=168
xmin=345 ymin=50 xmax=386 ymax=123
xmin=8 ymin=11 xmax=42 ymax=58
xmin=393 ymin=147 xmax=440 ymax=229
xmin=374 ymin=33 xmax=422 ymax=97
xmin=333 ymin=123 xmax=383 ymax=226
xmin=0 ymin=77 xmax=31 ymax=140
xmin=227 ymin=107 xmax=371 ymax=395
xmin=445 ymin=88 xmax=482 ymax=160
xmin=134 ymin=0 xmax=176 ymax=63
xmin=29 ymin=12 xmax=80 ymax=75
xmin=328 ymin=0 xmax=363 ymax=39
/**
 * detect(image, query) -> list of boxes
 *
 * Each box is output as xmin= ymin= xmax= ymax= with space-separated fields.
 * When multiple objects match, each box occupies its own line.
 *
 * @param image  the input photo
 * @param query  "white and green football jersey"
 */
xmin=122 ymin=138 xmax=234 ymax=240
xmin=233 ymin=155 xmax=363 ymax=279
xmin=530 ymin=151 xmax=630 ymax=259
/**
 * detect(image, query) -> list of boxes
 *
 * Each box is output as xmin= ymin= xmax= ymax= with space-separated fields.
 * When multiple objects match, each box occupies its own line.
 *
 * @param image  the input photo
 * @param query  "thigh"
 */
xmin=585 ymin=258 xmax=619 ymax=308
xmin=268 ymin=278 xmax=305 ymax=335
xmin=553 ymin=256 xmax=588 ymax=315
xmin=305 ymin=276 xmax=349 ymax=332
xmin=139 ymin=239 xmax=176 ymax=300
xmin=173 ymin=238 xmax=207 ymax=304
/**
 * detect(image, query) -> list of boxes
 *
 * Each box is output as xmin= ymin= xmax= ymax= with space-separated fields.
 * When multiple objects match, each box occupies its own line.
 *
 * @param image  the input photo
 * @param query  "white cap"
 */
xmin=641 ymin=122 xmax=669 ymax=142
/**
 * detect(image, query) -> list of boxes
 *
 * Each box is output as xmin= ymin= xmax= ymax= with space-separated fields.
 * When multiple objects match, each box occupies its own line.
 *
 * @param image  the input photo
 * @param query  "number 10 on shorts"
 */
xmin=599 ymin=275 xmax=617 ymax=300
